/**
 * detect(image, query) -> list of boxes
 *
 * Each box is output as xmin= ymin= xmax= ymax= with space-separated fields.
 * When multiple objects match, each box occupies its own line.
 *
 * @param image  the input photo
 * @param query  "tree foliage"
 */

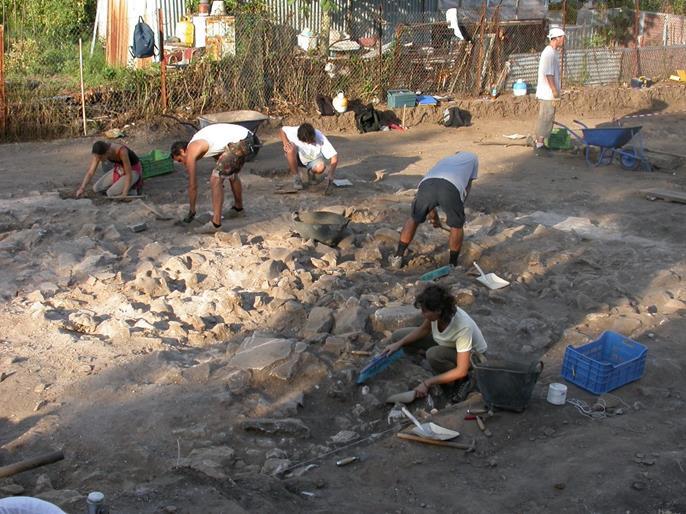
xmin=1 ymin=0 xmax=97 ymax=43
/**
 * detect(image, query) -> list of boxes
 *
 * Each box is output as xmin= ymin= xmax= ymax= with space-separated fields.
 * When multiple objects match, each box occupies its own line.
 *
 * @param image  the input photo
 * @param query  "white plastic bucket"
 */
xmin=547 ymin=383 xmax=567 ymax=405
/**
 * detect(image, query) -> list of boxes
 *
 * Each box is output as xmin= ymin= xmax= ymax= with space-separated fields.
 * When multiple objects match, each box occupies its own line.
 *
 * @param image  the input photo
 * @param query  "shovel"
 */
xmin=473 ymin=262 xmax=510 ymax=290
xmin=401 ymin=407 xmax=460 ymax=441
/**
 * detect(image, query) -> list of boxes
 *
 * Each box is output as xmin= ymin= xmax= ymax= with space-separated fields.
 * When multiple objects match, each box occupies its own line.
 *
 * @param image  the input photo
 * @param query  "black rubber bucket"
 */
xmin=292 ymin=211 xmax=350 ymax=247
xmin=472 ymin=357 xmax=543 ymax=412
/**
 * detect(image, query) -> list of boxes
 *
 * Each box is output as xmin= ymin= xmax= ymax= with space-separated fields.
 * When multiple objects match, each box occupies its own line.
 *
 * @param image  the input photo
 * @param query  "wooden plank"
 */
xmin=641 ymin=189 xmax=686 ymax=204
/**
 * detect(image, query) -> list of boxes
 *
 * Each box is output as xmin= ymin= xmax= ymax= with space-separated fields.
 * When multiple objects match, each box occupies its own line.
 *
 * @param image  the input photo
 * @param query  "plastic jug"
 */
xmin=175 ymin=18 xmax=195 ymax=47
xmin=332 ymin=91 xmax=348 ymax=113
xmin=513 ymin=79 xmax=528 ymax=97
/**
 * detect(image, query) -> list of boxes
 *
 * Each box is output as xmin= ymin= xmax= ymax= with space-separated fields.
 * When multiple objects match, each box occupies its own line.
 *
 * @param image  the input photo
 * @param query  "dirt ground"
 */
xmin=1 ymin=85 xmax=686 ymax=513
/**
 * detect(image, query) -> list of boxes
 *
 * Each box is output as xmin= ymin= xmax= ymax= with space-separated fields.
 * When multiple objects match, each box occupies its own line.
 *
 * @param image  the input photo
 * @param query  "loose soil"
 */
xmin=1 ymin=85 xmax=685 ymax=513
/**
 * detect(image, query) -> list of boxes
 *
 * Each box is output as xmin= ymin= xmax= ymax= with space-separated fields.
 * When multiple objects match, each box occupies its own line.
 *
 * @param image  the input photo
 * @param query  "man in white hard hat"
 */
xmin=534 ymin=27 xmax=565 ymax=157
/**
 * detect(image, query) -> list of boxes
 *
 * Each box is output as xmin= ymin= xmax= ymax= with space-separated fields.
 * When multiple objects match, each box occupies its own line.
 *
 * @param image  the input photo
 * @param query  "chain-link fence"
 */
xmin=2 ymin=4 xmax=686 ymax=142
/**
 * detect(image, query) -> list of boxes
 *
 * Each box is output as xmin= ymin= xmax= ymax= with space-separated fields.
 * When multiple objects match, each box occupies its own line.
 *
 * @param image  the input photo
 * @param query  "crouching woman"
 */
xmin=381 ymin=284 xmax=487 ymax=400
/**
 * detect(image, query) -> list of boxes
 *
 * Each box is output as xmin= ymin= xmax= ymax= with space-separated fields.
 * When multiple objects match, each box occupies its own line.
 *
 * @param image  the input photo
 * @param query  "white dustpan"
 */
xmin=401 ymin=407 xmax=460 ymax=441
xmin=474 ymin=262 xmax=510 ymax=290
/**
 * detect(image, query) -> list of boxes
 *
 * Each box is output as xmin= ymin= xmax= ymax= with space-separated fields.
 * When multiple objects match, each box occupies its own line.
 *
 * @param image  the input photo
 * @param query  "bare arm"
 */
xmin=185 ymin=140 xmax=208 ymax=214
xmin=381 ymin=319 xmax=432 ymax=355
xmin=280 ymin=129 xmax=294 ymax=153
xmin=465 ymin=179 xmax=474 ymax=200
xmin=546 ymin=75 xmax=559 ymax=98
xmin=327 ymin=154 xmax=338 ymax=180
xmin=76 ymin=155 xmax=101 ymax=197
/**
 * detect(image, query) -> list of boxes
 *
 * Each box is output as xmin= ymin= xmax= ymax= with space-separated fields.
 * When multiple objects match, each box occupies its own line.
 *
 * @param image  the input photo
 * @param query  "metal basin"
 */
xmin=292 ymin=211 xmax=349 ymax=247
xmin=197 ymin=110 xmax=269 ymax=133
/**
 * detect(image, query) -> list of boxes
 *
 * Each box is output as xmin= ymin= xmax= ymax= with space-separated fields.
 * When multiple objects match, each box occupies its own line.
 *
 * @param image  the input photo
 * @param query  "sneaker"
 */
xmin=534 ymin=145 xmax=552 ymax=157
xmin=389 ymin=255 xmax=403 ymax=270
xmin=194 ymin=221 xmax=221 ymax=234
xmin=226 ymin=206 xmax=244 ymax=219
xmin=450 ymin=375 xmax=475 ymax=404
xmin=293 ymin=175 xmax=304 ymax=190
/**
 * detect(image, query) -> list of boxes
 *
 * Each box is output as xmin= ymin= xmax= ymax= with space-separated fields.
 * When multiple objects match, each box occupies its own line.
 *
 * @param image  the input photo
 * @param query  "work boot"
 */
xmin=450 ymin=374 xmax=475 ymax=404
xmin=293 ymin=175 xmax=304 ymax=190
xmin=534 ymin=145 xmax=552 ymax=157
xmin=194 ymin=221 xmax=221 ymax=234
xmin=389 ymin=255 xmax=403 ymax=270
xmin=225 ymin=206 xmax=244 ymax=219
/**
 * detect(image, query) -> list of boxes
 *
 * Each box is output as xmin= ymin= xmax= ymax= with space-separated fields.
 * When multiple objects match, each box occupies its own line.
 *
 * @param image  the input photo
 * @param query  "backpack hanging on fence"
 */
xmin=315 ymin=95 xmax=336 ymax=116
xmin=442 ymin=107 xmax=471 ymax=128
xmin=355 ymin=104 xmax=381 ymax=133
xmin=130 ymin=17 xmax=156 ymax=59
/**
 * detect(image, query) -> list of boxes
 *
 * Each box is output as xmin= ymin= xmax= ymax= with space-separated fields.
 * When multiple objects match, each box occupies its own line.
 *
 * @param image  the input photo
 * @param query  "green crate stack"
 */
xmin=140 ymin=149 xmax=175 ymax=179
xmin=546 ymin=128 xmax=572 ymax=150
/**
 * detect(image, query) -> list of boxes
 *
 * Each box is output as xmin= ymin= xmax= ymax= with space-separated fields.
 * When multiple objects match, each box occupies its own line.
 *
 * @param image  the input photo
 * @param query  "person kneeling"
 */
xmin=381 ymin=284 xmax=487 ymax=402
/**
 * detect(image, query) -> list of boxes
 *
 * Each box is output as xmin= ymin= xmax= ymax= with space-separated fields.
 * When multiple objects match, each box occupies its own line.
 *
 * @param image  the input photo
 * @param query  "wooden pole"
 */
xmin=158 ymin=8 xmax=168 ymax=112
xmin=473 ymin=0 xmax=488 ymax=96
xmin=0 ymin=451 xmax=65 ymax=479
xmin=0 ymin=24 xmax=5 ymax=138
xmin=378 ymin=3 xmax=383 ymax=100
xmin=561 ymin=0 xmax=567 ymax=90
xmin=79 ymin=38 xmax=87 ymax=136
xmin=90 ymin=2 xmax=100 ymax=57
xmin=633 ymin=0 xmax=641 ymax=78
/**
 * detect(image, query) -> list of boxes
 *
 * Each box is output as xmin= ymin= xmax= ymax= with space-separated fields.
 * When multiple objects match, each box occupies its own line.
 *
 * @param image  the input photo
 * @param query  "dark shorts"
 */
xmin=211 ymin=135 xmax=256 ymax=178
xmin=411 ymin=178 xmax=465 ymax=228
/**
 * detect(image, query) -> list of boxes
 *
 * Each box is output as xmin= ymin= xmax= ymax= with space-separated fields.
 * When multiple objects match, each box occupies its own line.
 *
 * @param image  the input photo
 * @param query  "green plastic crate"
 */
xmin=140 ymin=149 xmax=175 ymax=179
xmin=546 ymin=128 xmax=572 ymax=150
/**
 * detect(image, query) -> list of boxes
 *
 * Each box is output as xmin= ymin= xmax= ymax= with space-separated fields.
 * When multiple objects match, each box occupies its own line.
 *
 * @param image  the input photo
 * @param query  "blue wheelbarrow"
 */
xmin=555 ymin=120 xmax=651 ymax=171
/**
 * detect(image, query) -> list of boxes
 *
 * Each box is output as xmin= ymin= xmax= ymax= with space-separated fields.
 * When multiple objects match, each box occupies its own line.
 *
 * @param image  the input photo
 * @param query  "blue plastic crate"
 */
xmin=561 ymin=331 xmax=647 ymax=394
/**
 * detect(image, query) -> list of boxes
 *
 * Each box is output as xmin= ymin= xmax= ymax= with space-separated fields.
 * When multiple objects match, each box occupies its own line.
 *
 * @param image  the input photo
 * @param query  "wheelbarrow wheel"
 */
xmin=619 ymin=147 xmax=640 ymax=171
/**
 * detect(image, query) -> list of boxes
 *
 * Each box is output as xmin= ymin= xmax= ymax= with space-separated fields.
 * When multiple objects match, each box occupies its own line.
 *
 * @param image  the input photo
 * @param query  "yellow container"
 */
xmin=175 ymin=18 xmax=195 ymax=47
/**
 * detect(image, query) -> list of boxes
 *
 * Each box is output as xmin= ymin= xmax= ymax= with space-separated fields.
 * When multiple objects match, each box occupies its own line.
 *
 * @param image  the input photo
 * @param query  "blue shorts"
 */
xmin=298 ymin=154 xmax=328 ymax=173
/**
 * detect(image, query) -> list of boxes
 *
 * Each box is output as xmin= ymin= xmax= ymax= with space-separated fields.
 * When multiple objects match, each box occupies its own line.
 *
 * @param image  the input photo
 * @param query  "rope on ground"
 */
xmin=566 ymin=398 xmax=608 ymax=419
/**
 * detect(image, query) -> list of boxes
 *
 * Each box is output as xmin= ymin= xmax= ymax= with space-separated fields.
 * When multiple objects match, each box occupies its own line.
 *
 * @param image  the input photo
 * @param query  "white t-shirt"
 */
xmin=419 ymin=152 xmax=479 ymax=202
xmin=0 ymin=497 xmax=66 ymax=514
xmin=535 ymin=45 xmax=560 ymax=100
xmin=282 ymin=126 xmax=337 ymax=165
xmin=431 ymin=307 xmax=488 ymax=354
xmin=190 ymin=123 xmax=252 ymax=159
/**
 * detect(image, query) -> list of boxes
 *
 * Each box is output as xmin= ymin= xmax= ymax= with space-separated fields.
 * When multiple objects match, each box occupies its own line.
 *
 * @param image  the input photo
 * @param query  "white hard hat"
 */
xmin=548 ymin=27 xmax=566 ymax=39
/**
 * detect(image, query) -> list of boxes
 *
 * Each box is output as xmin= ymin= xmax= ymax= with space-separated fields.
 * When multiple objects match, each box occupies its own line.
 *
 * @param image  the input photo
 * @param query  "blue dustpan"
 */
xmin=357 ymin=349 xmax=405 ymax=384
xmin=419 ymin=265 xmax=452 ymax=282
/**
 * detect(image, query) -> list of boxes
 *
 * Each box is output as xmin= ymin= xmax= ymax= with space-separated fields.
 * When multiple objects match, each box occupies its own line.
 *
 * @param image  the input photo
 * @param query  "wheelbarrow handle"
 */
xmin=573 ymin=119 xmax=589 ymax=129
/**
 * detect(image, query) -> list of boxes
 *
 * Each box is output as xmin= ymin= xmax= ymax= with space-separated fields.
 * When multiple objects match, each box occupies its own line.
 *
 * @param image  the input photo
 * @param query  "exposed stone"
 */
xmin=354 ymin=246 xmax=383 ymax=263
xmin=37 ymin=489 xmax=82 ymax=512
xmin=330 ymin=430 xmax=359 ymax=444
xmin=371 ymin=305 xmax=422 ymax=332
xmin=96 ymin=318 xmax=131 ymax=341
xmin=182 ymin=362 xmax=212 ymax=384
xmin=333 ymin=300 xmax=368 ymax=335
xmin=322 ymin=336 xmax=349 ymax=355
xmin=230 ymin=335 xmax=294 ymax=371
xmin=270 ymin=353 xmax=302 ymax=381
xmin=460 ymin=241 xmax=484 ymax=267
xmin=261 ymin=458 xmax=292 ymax=476
xmin=0 ymin=482 xmax=25 ymax=495
xmin=220 ymin=368 xmax=251 ymax=394
xmin=240 ymin=418 xmax=311 ymax=437
xmin=302 ymin=307 xmax=334 ymax=338
xmin=66 ymin=310 xmax=99 ymax=334
xmin=216 ymin=231 xmax=245 ymax=246
xmin=373 ymin=227 xmax=399 ymax=245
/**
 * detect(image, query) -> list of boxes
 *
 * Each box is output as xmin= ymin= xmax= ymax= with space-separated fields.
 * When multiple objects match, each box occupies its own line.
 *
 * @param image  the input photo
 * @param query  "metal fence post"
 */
xmin=378 ymin=3 xmax=383 ymax=101
xmin=561 ymin=0 xmax=567 ymax=90
xmin=158 ymin=8 xmax=168 ymax=112
xmin=633 ymin=0 xmax=641 ymax=78
xmin=0 ymin=25 xmax=5 ymax=138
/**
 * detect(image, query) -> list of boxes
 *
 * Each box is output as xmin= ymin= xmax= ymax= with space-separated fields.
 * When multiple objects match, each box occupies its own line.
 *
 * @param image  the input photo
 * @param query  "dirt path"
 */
xmin=1 ymin=90 xmax=685 ymax=513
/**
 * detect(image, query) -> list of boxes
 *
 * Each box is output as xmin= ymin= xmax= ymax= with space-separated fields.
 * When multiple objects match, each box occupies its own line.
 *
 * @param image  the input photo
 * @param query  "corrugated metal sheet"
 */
xmin=508 ymin=48 xmax=622 ymax=88
xmin=105 ymin=0 xmax=185 ymax=67
xmin=106 ymin=0 xmax=129 ymax=67
xmin=264 ymin=0 xmax=441 ymax=39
